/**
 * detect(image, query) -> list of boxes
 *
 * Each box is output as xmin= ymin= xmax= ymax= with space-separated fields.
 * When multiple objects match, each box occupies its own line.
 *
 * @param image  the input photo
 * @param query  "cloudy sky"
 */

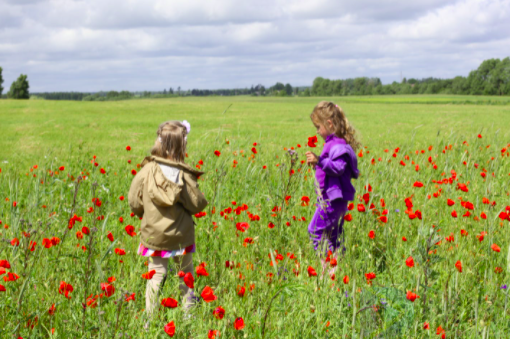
xmin=1 ymin=0 xmax=509 ymax=92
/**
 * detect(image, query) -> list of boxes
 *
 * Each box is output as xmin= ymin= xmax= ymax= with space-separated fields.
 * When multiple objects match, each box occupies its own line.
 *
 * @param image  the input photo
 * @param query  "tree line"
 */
xmin=306 ymin=57 xmax=510 ymax=96
xmin=1 ymin=57 xmax=508 ymax=100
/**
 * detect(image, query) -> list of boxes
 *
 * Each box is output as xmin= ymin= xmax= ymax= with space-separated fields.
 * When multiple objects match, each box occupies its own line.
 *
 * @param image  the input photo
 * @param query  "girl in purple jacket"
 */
xmin=305 ymin=101 xmax=360 ymax=265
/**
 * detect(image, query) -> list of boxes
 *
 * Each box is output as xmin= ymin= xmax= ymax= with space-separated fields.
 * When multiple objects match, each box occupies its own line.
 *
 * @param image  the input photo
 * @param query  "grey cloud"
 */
xmin=0 ymin=0 xmax=508 ymax=92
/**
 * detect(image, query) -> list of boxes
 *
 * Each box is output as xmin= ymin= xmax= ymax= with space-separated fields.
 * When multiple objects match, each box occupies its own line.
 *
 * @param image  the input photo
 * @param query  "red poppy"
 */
xmin=368 ymin=230 xmax=375 ymax=239
xmin=451 ymin=210 xmax=457 ymax=218
xmin=208 ymin=329 xmax=220 ymax=339
xmin=413 ymin=181 xmax=423 ymax=188
xmin=343 ymin=275 xmax=349 ymax=284
xmin=447 ymin=199 xmax=455 ymax=206
xmin=406 ymin=291 xmax=419 ymax=302
xmin=237 ymin=285 xmax=246 ymax=297
xmin=100 ymin=283 xmax=115 ymax=297
xmin=0 ymin=260 xmax=11 ymax=269
xmin=214 ymin=150 xmax=221 ymax=157
xmin=196 ymin=263 xmax=209 ymax=276
xmin=236 ymin=222 xmax=249 ymax=232
xmin=480 ymin=212 xmax=487 ymax=219
xmin=125 ymin=293 xmax=136 ymax=302
xmin=491 ymin=244 xmax=501 ymax=252
xmin=126 ymin=146 xmax=131 ymax=151
xmin=357 ymin=204 xmax=365 ymax=212
xmin=58 ymin=281 xmax=73 ymax=299
xmin=460 ymin=229 xmax=468 ymax=236
xmin=234 ymin=317 xmax=245 ymax=330
xmin=142 ymin=270 xmax=156 ymax=280
xmin=379 ymin=215 xmax=388 ymax=223
xmin=213 ymin=306 xmax=225 ymax=319
xmin=48 ymin=304 xmax=56 ymax=316
xmin=3 ymin=272 xmax=19 ymax=282
xmin=455 ymin=260 xmax=462 ymax=273
xmin=183 ymin=272 xmax=194 ymax=288
xmin=301 ymin=196 xmax=310 ymax=206
xmin=107 ymin=232 xmax=114 ymax=242
xmin=405 ymin=256 xmax=414 ymax=268
xmin=307 ymin=136 xmax=318 ymax=148
xmin=125 ymin=225 xmax=136 ymax=237
xmin=10 ymin=238 xmax=19 ymax=246
xmin=161 ymin=297 xmax=179 ymax=308
xmin=307 ymin=266 xmax=317 ymax=277
xmin=344 ymin=214 xmax=353 ymax=221
xmin=114 ymin=248 xmax=126 ymax=255
xmin=201 ymin=286 xmax=217 ymax=303
xmin=330 ymin=258 xmax=337 ymax=267
xmin=59 ymin=166 xmax=65 ymax=171
xmin=499 ymin=212 xmax=509 ymax=220
xmin=251 ymin=147 xmax=257 ymax=154
xmin=423 ymin=322 xmax=430 ymax=330
xmin=164 ymin=321 xmax=176 ymax=337
xmin=268 ymin=222 xmax=275 ymax=229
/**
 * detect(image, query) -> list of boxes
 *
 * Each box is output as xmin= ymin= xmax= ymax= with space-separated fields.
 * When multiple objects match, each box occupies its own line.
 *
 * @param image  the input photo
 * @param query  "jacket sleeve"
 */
xmin=128 ymin=166 xmax=146 ymax=218
xmin=180 ymin=173 xmax=209 ymax=214
xmin=317 ymin=146 xmax=349 ymax=177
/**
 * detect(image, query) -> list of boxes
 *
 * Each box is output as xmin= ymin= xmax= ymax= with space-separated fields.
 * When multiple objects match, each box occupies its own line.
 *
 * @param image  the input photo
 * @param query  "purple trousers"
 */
xmin=308 ymin=199 xmax=348 ymax=255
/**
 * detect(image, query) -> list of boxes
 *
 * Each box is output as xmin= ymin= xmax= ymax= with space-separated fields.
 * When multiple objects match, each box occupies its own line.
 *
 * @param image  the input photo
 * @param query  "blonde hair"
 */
xmin=151 ymin=121 xmax=187 ymax=162
xmin=310 ymin=101 xmax=361 ymax=151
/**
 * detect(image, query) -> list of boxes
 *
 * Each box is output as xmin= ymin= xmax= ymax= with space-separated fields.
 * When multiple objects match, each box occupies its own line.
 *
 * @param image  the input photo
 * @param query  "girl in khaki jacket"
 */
xmin=128 ymin=120 xmax=208 ymax=316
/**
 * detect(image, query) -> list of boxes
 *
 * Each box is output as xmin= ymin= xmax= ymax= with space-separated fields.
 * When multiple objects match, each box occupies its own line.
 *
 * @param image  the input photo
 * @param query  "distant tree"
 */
xmin=163 ymin=89 xmax=167 ymax=95
xmin=169 ymin=87 xmax=174 ymax=94
xmin=177 ymin=86 xmax=181 ymax=95
xmin=0 ymin=67 xmax=4 ymax=97
xmin=284 ymin=83 xmax=293 ymax=96
xmin=7 ymin=74 xmax=30 ymax=99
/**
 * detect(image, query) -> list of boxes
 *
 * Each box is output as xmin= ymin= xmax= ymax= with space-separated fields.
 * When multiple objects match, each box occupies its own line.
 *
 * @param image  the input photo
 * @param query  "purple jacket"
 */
xmin=315 ymin=134 xmax=359 ymax=201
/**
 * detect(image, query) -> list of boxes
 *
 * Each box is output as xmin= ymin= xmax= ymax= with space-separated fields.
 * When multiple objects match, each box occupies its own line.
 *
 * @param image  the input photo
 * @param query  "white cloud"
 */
xmin=0 ymin=0 xmax=508 ymax=91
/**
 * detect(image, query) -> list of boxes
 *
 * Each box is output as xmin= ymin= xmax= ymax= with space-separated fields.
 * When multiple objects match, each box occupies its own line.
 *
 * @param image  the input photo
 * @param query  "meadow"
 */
xmin=0 ymin=95 xmax=510 ymax=338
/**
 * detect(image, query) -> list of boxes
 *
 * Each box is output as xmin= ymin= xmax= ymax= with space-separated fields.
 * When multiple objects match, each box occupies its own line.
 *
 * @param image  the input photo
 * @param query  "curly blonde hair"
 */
xmin=151 ymin=121 xmax=187 ymax=162
xmin=310 ymin=101 xmax=361 ymax=151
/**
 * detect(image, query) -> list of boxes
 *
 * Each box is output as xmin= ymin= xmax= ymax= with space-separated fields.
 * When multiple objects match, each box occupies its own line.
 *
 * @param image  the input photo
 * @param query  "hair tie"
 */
xmin=182 ymin=120 xmax=191 ymax=141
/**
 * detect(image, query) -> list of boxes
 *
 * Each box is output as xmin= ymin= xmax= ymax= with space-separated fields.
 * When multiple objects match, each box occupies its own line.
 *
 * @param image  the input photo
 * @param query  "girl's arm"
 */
xmin=128 ymin=167 xmax=146 ymax=218
xmin=316 ymin=147 xmax=349 ymax=177
xmin=180 ymin=172 xmax=209 ymax=214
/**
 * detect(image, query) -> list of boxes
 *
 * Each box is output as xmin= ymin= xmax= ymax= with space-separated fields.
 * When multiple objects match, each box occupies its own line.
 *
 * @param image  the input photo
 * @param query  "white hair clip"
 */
xmin=158 ymin=136 xmax=162 ymax=142
xmin=182 ymin=120 xmax=191 ymax=141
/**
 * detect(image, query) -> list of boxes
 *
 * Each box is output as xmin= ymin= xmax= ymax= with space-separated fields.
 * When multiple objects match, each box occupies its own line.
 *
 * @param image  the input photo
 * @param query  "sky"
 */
xmin=1 ymin=0 xmax=509 ymax=92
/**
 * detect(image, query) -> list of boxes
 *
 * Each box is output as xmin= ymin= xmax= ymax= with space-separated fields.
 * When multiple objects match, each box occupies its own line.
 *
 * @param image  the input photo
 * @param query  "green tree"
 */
xmin=284 ymin=83 xmax=293 ymax=96
xmin=0 ymin=67 xmax=4 ymax=97
xmin=7 ymin=74 xmax=30 ymax=99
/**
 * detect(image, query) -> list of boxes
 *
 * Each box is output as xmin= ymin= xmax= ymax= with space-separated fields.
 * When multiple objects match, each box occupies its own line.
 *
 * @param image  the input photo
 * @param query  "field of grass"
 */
xmin=1 ymin=96 xmax=510 ymax=338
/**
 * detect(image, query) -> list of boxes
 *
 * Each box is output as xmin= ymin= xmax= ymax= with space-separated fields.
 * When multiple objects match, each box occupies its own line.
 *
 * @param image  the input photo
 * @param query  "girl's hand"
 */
xmin=305 ymin=151 xmax=319 ymax=167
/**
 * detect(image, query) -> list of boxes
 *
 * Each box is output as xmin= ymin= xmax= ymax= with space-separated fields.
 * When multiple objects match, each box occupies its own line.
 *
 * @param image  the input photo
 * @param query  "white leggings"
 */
xmin=145 ymin=253 xmax=194 ymax=315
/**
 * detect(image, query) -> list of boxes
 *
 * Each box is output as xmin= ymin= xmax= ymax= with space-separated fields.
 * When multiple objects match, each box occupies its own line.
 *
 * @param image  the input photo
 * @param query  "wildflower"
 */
xmin=307 ymin=266 xmax=317 ymax=277
xmin=455 ymin=260 xmax=462 ymax=273
xmin=368 ymin=230 xmax=375 ymax=239
xmin=58 ymin=281 xmax=73 ymax=299
xmin=491 ymin=244 xmax=501 ymax=252
xmin=126 ymin=146 xmax=131 ymax=151
xmin=107 ymin=232 xmax=114 ymax=242
xmin=213 ymin=306 xmax=225 ymax=319
xmin=164 ymin=321 xmax=176 ymax=337
xmin=307 ymin=136 xmax=318 ymax=148
xmin=234 ymin=317 xmax=245 ymax=330
xmin=161 ymin=298 xmax=178 ymax=308
xmin=142 ymin=270 xmax=156 ymax=280
xmin=406 ymin=291 xmax=419 ymax=302
xmin=125 ymin=225 xmax=136 ymax=237
xmin=201 ymin=286 xmax=217 ymax=302
xmin=405 ymin=256 xmax=414 ymax=268
xmin=184 ymin=273 xmax=194 ymax=288
xmin=214 ymin=150 xmax=221 ymax=157
xmin=100 ymin=283 xmax=115 ymax=297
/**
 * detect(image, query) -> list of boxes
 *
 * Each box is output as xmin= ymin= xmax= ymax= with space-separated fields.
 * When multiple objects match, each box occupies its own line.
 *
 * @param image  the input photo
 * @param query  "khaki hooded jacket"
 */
xmin=128 ymin=156 xmax=208 ymax=251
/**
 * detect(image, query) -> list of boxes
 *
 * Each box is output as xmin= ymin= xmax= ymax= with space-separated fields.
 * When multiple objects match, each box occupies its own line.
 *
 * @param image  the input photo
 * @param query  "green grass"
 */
xmin=1 ymin=95 xmax=510 ymax=338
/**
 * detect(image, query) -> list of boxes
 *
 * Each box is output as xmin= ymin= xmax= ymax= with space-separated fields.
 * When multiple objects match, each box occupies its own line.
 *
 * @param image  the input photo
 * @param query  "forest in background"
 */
xmin=1 ymin=57 xmax=508 ymax=101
